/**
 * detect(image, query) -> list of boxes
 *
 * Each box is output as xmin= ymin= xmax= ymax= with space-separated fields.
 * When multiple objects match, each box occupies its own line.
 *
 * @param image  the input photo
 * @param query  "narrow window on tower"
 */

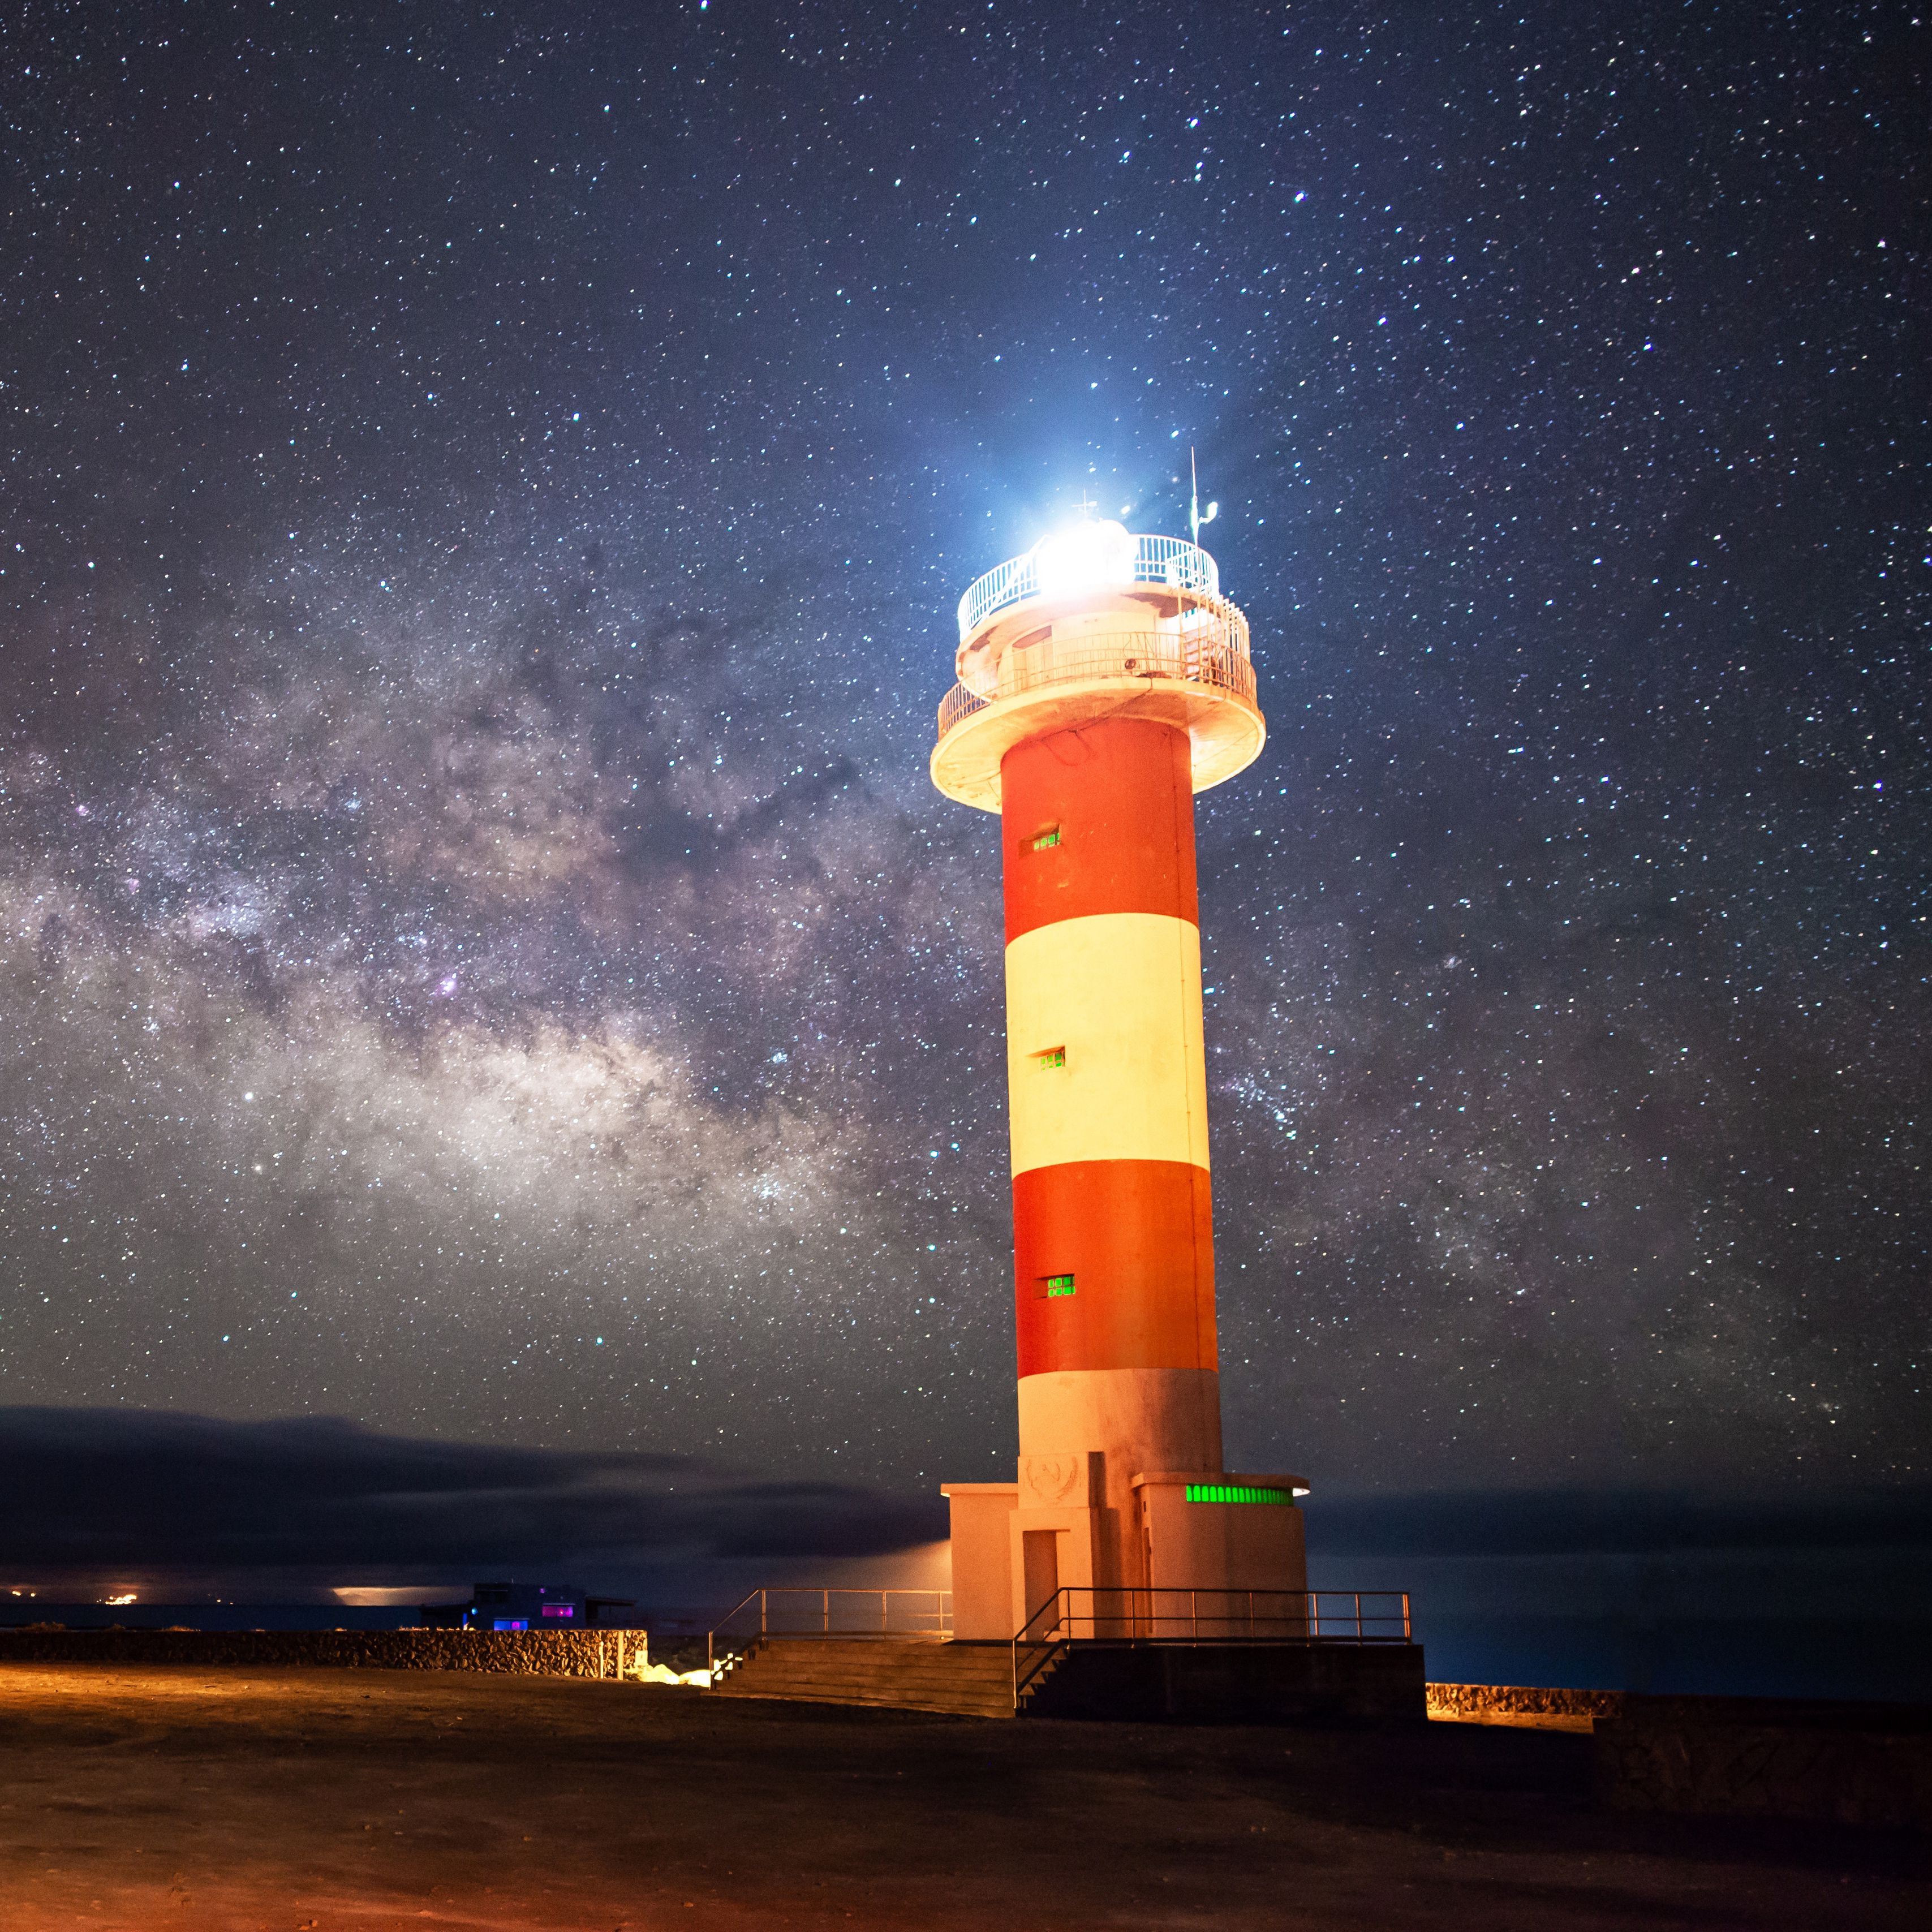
xmin=1035 ymin=1045 xmax=1065 ymax=1071
xmin=1030 ymin=824 xmax=1061 ymax=851
xmin=1034 ymin=1273 xmax=1076 ymax=1300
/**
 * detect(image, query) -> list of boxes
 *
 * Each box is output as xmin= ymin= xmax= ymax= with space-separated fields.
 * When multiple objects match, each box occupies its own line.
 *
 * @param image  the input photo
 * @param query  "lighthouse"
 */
xmin=935 ymin=516 xmax=1309 ymax=1641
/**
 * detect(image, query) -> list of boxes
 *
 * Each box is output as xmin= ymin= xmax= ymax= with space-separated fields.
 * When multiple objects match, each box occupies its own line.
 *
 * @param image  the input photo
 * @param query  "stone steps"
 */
xmin=710 ymin=1638 xmax=1039 ymax=1719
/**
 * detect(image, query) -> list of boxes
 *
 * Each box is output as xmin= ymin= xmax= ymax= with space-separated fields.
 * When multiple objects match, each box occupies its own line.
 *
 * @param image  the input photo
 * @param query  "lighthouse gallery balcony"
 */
xmin=931 ymin=524 xmax=1264 ymax=813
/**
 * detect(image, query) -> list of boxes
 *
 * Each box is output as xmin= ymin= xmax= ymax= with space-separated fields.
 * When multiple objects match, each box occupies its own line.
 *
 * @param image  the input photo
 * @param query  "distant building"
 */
xmin=467 ymin=1581 xmax=584 ymax=1630
xmin=418 ymin=1582 xmax=634 ymax=1630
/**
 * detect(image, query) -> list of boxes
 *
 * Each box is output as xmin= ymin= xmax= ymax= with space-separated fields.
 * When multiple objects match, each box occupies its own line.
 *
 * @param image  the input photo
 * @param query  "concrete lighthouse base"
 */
xmin=941 ymin=1464 xmax=1309 ymax=1643
xmin=936 ymin=1470 xmax=1417 ymax=1726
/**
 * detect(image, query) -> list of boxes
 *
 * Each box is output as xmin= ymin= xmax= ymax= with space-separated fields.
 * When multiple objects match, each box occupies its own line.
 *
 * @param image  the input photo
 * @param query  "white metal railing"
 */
xmin=957 ymin=533 xmax=1220 ymax=641
xmin=1012 ymin=1587 xmax=1415 ymax=1706
xmin=704 ymin=1587 xmax=953 ymax=1673
xmin=936 ymin=626 xmax=1256 ymax=742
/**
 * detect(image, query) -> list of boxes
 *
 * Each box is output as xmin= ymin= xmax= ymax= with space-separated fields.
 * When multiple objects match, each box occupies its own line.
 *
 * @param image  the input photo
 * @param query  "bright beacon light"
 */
xmin=1030 ymin=518 xmax=1135 ymax=599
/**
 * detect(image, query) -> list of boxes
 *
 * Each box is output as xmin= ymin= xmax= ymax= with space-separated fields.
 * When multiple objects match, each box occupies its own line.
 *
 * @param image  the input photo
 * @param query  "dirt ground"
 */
xmin=0 ymin=1664 xmax=1924 ymax=1930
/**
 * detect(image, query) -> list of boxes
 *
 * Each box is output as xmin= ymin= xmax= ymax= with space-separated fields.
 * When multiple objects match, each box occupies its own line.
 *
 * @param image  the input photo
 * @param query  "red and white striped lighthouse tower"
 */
xmin=935 ymin=517 xmax=1309 ymax=1640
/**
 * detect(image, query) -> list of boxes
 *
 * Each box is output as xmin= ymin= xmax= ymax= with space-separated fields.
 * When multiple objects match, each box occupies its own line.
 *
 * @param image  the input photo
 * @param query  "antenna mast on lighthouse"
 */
xmin=1189 ymin=445 xmax=1217 ymax=548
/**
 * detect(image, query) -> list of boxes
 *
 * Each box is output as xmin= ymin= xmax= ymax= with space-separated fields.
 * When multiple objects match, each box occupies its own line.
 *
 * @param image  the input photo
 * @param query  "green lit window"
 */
xmin=1184 ymin=1483 xmax=1295 ymax=1507
xmin=1035 ymin=1046 xmax=1065 ymax=1070
xmin=1042 ymin=1274 xmax=1075 ymax=1298
xmin=1031 ymin=826 xmax=1061 ymax=851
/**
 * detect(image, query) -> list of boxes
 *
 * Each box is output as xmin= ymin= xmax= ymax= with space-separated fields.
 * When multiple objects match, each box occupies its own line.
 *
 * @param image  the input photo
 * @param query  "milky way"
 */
xmin=1 ymin=3 xmax=1924 ymax=1504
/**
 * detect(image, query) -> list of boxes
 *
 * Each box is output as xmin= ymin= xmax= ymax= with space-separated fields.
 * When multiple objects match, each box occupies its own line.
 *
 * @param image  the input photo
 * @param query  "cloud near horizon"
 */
xmin=0 ymin=1407 xmax=948 ymax=1597
xmin=7 ymin=1405 xmax=1927 ymax=1606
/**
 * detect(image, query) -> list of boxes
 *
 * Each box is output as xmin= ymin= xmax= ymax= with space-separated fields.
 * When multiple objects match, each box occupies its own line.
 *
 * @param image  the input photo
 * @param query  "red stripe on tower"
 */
xmin=1011 ymin=1159 xmax=1216 ymax=1376
xmin=1000 ymin=718 xmax=1199 ymax=943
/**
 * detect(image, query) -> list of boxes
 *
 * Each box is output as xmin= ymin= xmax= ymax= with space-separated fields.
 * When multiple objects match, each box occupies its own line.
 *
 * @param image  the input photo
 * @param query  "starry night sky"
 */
xmin=1 ymin=2 xmax=1925 ymax=1539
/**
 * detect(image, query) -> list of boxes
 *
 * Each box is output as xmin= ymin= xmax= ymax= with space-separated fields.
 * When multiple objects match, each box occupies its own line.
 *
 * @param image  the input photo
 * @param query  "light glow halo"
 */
xmin=1029 ymin=518 xmax=1135 ymax=599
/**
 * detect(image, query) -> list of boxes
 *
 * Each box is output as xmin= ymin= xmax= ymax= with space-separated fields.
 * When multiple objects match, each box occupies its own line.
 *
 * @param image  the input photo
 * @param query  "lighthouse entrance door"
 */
xmin=1022 ymin=1531 xmax=1061 ymax=1635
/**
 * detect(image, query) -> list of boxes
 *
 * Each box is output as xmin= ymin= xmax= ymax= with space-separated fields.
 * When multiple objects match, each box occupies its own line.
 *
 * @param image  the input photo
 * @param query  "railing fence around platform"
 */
xmin=1012 ymin=1587 xmax=1414 ymax=1707
xmin=936 ymin=626 xmax=1258 ymax=742
xmin=956 ymin=533 xmax=1220 ymax=639
xmin=705 ymin=1587 xmax=953 ymax=1673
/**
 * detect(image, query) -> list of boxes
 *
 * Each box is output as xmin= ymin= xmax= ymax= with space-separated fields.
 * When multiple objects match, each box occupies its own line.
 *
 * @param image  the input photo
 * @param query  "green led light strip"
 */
xmin=1044 ymin=1274 xmax=1075 ymax=1298
xmin=1184 ymin=1483 xmax=1294 ymax=1507
xmin=1031 ymin=827 xmax=1061 ymax=851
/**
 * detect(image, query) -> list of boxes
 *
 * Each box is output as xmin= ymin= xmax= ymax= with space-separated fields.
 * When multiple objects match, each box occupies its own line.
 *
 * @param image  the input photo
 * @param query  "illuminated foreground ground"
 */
xmin=0 ymin=1665 xmax=1924 ymax=1929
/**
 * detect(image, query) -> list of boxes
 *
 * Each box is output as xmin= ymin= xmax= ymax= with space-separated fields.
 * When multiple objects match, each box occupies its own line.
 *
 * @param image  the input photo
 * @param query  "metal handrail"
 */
xmin=704 ymin=1586 xmax=953 ymax=1674
xmin=957 ymin=533 xmax=1221 ymax=640
xmin=936 ymin=629 xmax=1257 ymax=743
xmin=1011 ymin=1587 xmax=1414 ymax=1707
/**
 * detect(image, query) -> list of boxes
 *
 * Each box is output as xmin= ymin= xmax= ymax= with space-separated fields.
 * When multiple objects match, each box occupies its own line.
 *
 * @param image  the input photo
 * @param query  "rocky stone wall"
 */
xmin=1426 ymin=1682 xmax=1624 ymax=1731
xmin=0 ymin=1627 xmax=643 ymax=1677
